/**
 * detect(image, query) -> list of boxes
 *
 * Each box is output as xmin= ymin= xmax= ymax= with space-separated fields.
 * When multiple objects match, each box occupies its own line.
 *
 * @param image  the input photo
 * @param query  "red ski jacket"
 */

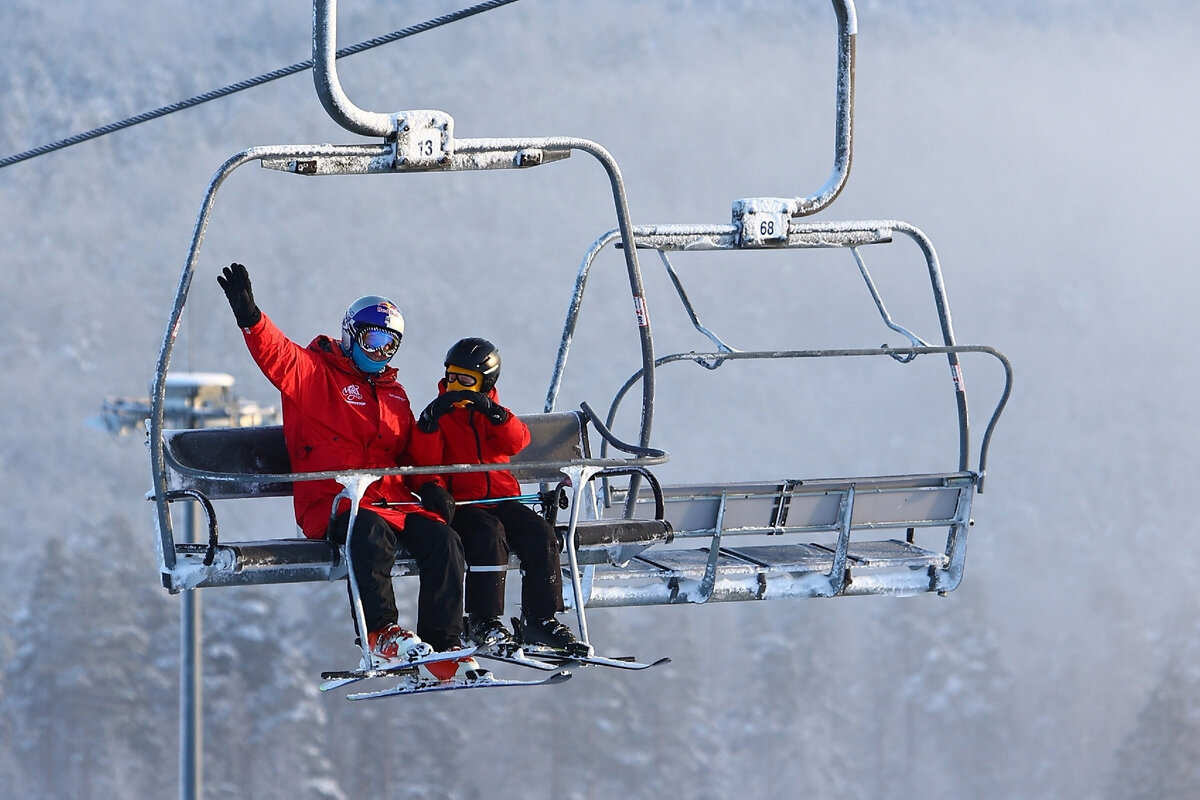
xmin=241 ymin=314 xmax=440 ymax=539
xmin=411 ymin=380 xmax=530 ymax=502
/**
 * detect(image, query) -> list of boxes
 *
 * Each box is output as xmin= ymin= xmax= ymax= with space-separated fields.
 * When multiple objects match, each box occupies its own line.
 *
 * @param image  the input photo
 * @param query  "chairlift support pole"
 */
xmin=104 ymin=375 xmax=272 ymax=800
xmin=180 ymin=502 xmax=201 ymax=800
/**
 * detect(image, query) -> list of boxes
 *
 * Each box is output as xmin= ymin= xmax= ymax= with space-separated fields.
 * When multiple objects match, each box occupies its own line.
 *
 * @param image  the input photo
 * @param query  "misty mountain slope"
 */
xmin=2 ymin=2 xmax=1199 ymax=798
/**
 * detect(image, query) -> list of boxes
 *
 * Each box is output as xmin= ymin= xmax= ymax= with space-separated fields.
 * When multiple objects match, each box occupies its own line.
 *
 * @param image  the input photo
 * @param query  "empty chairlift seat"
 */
xmin=577 ymin=472 xmax=978 ymax=605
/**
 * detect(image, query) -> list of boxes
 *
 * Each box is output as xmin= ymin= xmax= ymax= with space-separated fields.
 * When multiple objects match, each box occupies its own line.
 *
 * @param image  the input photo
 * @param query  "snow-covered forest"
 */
xmin=3 ymin=1 xmax=1199 ymax=798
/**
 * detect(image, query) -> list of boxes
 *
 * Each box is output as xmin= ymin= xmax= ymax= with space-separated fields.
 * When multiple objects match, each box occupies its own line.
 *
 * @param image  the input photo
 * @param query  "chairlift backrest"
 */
xmin=161 ymin=411 xmax=593 ymax=501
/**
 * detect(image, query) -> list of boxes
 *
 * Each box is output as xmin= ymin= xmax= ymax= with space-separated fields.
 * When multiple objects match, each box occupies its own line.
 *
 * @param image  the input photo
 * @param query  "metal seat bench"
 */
xmin=157 ymin=409 xmax=672 ymax=592
xmin=573 ymin=472 xmax=979 ymax=606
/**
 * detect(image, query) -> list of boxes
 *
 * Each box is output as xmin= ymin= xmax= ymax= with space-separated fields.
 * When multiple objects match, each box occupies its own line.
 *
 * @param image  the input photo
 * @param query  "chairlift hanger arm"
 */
xmin=734 ymin=0 xmax=857 ymax=221
xmin=811 ymin=0 xmax=857 ymax=217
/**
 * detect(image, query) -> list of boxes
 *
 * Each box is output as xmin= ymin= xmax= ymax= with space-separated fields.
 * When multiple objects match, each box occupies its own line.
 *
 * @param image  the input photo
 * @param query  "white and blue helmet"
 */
xmin=341 ymin=296 xmax=404 ymax=372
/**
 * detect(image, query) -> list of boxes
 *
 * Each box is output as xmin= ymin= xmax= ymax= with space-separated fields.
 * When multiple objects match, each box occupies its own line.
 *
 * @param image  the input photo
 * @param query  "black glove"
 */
xmin=462 ymin=391 xmax=510 ymax=425
xmin=217 ymin=263 xmax=262 ymax=328
xmin=416 ymin=392 xmax=470 ymax=433
xmin=416 ymin=481 xmax=455 ymax=524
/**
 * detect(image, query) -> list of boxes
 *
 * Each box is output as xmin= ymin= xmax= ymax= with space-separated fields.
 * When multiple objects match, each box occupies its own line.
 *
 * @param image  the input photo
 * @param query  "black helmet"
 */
xmin=445 ymin=337 xmax=501 ymax=393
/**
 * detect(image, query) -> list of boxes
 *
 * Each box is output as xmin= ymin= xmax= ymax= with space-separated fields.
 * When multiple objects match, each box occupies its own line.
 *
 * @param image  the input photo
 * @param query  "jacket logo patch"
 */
xmin=342 ymin=384 xmax=367 ymax=406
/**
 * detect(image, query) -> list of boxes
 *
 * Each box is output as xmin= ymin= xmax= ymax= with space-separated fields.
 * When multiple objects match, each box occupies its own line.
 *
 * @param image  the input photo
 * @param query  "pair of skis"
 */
xmin=320 ymin=641 xmax=669 ymax=700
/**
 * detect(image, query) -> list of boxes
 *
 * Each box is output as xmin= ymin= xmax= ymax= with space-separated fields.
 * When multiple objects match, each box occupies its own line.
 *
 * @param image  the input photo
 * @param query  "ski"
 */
xmin=517 ymin=644 xmax=671 ymax=671
xmin=345 ymin=669 xmax=572 ymax=700
xmin=319 ymin=644 xmax=480 ymax=691
xmin=474 ymin=643 xmax=573 ymax=672
xmin=508 ymin=617 xmax=669 ymax=671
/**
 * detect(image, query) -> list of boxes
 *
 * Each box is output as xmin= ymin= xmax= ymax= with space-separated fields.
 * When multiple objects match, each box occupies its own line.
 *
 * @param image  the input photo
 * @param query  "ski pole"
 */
xmin=454 ymin=494 xmax=543 ymax=506
xmin=372 ymin=493 xmax=545 ymax=508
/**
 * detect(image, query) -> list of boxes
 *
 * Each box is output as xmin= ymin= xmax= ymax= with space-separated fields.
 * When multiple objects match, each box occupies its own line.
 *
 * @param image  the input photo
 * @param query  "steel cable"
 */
xmin=0 ymin=0 xmax=520 ymax=170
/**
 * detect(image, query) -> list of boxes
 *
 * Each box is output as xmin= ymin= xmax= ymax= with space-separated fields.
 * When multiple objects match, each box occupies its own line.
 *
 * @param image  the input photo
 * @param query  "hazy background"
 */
xmin=2 ymin=1 xmax=1199 ymax=798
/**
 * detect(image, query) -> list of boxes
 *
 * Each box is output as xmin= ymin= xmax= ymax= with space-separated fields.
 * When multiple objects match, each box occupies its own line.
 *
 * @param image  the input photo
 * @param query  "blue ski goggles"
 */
xmin=355 ymin=326 xmax=401 ymax=362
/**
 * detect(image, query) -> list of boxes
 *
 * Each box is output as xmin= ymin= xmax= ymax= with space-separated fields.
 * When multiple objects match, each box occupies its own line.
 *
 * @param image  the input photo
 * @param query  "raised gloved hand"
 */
xmin=416 ymin=481 xmax=455 ymax=524
xmin=416 ymin=392 xmax=471 ymax=433
xmin=461 ymin=391 xmax=510 ymax=425
xmin=217 ymin=263 xmax=262 ymax=328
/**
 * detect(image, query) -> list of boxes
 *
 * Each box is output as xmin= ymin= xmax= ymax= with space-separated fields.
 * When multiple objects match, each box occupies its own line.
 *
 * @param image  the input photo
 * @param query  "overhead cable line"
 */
xmin=0 ymin=0 xmax=520 ymax=171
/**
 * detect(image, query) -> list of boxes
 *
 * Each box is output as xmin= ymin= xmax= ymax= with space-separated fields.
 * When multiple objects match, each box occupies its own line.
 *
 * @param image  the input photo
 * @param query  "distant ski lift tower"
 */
xmin=96 ymin=373 xmax=275 ymax=800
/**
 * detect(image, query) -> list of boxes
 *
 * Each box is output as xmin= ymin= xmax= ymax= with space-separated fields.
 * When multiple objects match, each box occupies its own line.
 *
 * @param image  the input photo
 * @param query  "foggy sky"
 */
xmin=2 ymin=2 xmax=1199 ymax=798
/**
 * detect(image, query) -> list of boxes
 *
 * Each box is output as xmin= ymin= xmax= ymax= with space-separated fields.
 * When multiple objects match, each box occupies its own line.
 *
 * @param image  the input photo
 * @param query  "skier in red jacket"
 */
xmin=218 ymin=263 xmax=483 ymax=682
xmin=413 ymin=337 xmax=582 ymax=653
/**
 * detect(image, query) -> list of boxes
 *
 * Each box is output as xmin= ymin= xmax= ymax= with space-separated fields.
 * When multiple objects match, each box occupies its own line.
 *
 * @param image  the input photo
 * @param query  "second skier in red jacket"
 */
xmin=413 ymin=338 xmax=582 ymax=653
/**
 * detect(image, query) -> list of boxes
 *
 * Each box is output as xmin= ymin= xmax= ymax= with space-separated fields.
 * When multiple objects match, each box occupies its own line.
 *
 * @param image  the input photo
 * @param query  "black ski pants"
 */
xmin=455 ymin=500 xmax=565 ymax=621
xmin=328 ymin=508 xmax=465 ymax=651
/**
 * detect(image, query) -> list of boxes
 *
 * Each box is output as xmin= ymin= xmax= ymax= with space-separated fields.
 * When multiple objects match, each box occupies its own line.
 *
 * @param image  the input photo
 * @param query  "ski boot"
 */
xmin=363 ymin=623 xmax=434 ymax=670
xmin=468 ymin=615 xmax=517 ymax=652
xmin=517 ymin=615 xmax=590 ymax=657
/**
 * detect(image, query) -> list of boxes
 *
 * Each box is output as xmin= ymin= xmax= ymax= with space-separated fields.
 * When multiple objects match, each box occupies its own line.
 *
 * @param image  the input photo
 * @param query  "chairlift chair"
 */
xmin=146 ymin=0 xmax=1010 ymax=664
